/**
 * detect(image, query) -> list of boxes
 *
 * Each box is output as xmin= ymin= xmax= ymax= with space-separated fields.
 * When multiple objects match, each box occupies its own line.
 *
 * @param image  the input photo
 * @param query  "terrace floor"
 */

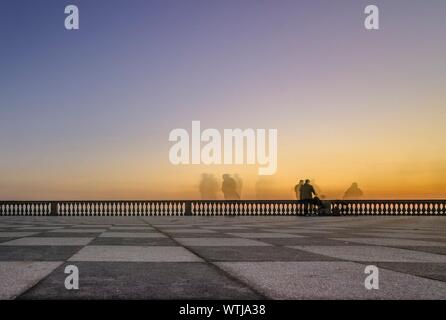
xmin=0 ymin=216 xmax=445 ymax=299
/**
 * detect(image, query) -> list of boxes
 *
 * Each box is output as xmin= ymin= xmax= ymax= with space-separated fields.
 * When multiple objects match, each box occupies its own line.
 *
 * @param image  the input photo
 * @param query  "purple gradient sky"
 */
xmin=1 ymin=0 xmax=445 ymax=199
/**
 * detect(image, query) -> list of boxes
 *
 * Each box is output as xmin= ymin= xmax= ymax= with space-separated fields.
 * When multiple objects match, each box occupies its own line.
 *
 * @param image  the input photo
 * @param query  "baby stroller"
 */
xmin=313 ymin=197 xmax=332 ymax=216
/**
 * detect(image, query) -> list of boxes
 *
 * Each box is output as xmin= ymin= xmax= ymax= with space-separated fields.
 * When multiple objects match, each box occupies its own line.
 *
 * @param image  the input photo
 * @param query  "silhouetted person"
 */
xmin=199 ymin=173 xmax=219 ymax=200
xmin=300 ymin=179 xmax=321 ymax=215
xmin=316 ymin=197 xmax=328 ymax=215
xmin=300 ymin=179 xmax=316 ymax=201
xmin=294 ymin=180 xmax=304 ymax=200
xmin=222 ymin=174 xmax=240 ymax=200
xmin=234 ymin=174 xmax=243 ymax=199
xmin=343 ymin=182 xmax=364 ymax=200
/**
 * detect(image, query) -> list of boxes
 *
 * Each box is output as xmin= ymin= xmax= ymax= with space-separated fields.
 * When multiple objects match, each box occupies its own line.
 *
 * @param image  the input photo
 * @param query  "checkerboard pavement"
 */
xmin=0 ymin=216 xmax=445 ymax=299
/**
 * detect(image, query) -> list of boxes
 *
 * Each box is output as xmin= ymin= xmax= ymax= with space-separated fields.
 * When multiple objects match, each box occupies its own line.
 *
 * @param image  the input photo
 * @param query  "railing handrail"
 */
xmin=1 ymin=199 xmax=445 ymax=216
xmin=1 ymin=199 xmax=445 ymax=203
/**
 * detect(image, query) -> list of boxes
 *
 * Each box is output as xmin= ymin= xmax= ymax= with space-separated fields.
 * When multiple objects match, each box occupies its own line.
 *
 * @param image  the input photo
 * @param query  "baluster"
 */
xmin=154 ymin=202 xmax=158 ymax=216
xmin=398 ymin=202 xmax=403 ymax=216
xmin=213 ymin=202 xmax=217 ymax=216
xmin=209 ymin=203 xmax=213 ymax=216
xmin=396 ymin=202 xmax=401 ymax=215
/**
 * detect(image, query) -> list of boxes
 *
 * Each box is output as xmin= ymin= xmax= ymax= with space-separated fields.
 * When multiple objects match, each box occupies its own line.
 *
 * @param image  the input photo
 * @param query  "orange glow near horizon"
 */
xmin=1 ymin=2 xmax=445 ymax=200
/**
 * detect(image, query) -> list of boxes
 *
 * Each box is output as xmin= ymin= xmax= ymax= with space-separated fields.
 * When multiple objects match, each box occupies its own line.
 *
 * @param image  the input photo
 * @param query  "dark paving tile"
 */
xmin=258 ymin=237 xmax=357 ymax=246
xmin=188 ymin=246 xmax=340 ymax=262
xmin=0 ymin=237 xmax=18 ymax=243
xmin=201 ymin=228 xmax=252 ymax=232
xmin=416 ymin=238 xmax=446 ymax=243
xmin=110 ymin=224 xmax=147 ymax=227
xmin=376 ymin=262 xmax=446 ymax=282
xmin=0 ymin=246 xmax=82 ymax=261
xmin=277 ymin=232 xmax=334 ymax=238
xmin=394 ymin=246 xmax=446 ymax=256
xmin=165 ymin=233 xmax=236 ymax=238
xmin=219 ymin=229 xmax=276 ymax=234
xmin=14 ymin=229 xmax=61 ymax=232
xmin=89 ymin=237 xmax=178 ymax=246
xmin=105 ymin=229 xmax=156 ymax=233
xmin=19 ymin=262 xmax=262 ymax=299
xmin=34 ymin=232 xmax=101 ymax=238
xmin=320 ymin=233 xmax=377 ymax=238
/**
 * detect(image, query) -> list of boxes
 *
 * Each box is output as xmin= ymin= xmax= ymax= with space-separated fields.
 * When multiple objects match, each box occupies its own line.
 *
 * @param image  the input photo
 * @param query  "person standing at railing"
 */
xmin=300 ymin=179 xmax=323 ymax=215
xmin=222 ymin=174 xmax=240 ymax=200
xmin=294 ymin=180 xmax=304 ymax=200
xmin=199 ymin=173 xmax=219 ymax=200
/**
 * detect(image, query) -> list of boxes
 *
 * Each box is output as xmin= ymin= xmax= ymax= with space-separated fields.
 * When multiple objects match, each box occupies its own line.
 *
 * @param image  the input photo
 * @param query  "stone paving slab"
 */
xmin=332 ymin=238 xmax=446 ymax=247
xmin=0 ymin=246 xmax=83 ymax=261
xmin=0 ymin=216 xmax=445 ymax=300
xmin=69 ymin=246 xmax=203 ymax=262
xmin=374 ymin=262 xmax=446 ymax=282
xmin=215 ymin=261 xmax=446 ymax=299
xmin=0 ymin=232 xmax=39 ymax=238
xmin=226 ymin=232 xmax=303 ymax=238
xmin=0 ymin=261 xmax=62 ymax=299
xmin=175 ymin=237 xmax=271 ymax=247
xmin=163 ymin=228 xmax=218 ymax=233
xmin=89 ymin=237 xmax=178 ymax=246
xmin=99 ymin=232 xmax=166 ymax=238
xmin=188 ymin=246 xmax=340 ymax=262
xmin=393 ymin=246 xmax=446 ymax=256
xmin=19 ymin=262 xmax=261 ymax=300
xmin=290 ymin=245 xmax=446 ymax=263
xmin=354 ymin=232 xmax=446 ymax=240
xmin=108 ymin=226 xmax=154 ymax=231
xmin=48 ymin=229 xmax=107 ymax=233
xmin=0 ymin=237 xmax=94 ymax=246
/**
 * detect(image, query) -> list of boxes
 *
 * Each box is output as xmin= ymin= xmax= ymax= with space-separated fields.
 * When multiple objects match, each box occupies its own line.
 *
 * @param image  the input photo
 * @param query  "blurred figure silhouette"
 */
xmin=343 ymin=182 xmax=364 ymax=200
xmin=199 ymin=173 xmax=219 ymax=200
xmin=255 ymin=177 xmax=275 ymax=199
xmin=222 ymin=174 xmax=240 ymax=200
xmin=234 ymin=174 xmax=243 ymax=199
xmin=300 ymin=179 xmax=323 ymax=215
xmin=294 ymin=180 xmax=304 ymax=200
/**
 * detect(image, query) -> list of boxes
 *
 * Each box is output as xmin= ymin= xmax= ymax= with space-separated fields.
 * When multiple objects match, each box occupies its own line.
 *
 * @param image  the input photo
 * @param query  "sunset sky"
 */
xmin=1 ymin=0 xmax=445 ymax=200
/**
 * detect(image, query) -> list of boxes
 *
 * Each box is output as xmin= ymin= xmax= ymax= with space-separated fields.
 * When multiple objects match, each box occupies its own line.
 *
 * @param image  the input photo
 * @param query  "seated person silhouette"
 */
xmin=343 ymin=182 xmax=364 ymax=200
xmin=314 ymin=196 xmax=332 ymax=215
